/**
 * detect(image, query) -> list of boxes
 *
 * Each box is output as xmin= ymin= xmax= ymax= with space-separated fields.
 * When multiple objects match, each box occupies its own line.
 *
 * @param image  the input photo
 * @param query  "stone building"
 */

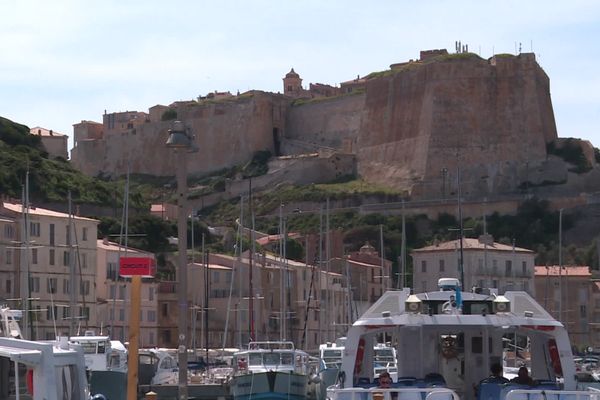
xmin=0 ymin=201 xmax=99 ymax=340
xmin=534 ymin=265 xmax=593 ymax=349
xmin=155 ymin=249 xmax=374 ymax=352
xmin=411 ymin=237 xmax=535 ymax=294
xmin=96 ymin=238 xmax=158 ymax=347
xmin=29 ymin=127 xmax=68 ymax=160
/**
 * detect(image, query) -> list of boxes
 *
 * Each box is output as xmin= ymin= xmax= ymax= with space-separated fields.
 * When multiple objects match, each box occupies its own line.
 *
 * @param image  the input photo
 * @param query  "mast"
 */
xmin=457 ymin=166 xmax=465 ymax=291
xmin=318 ymin=205 xmax=323 ymax=346
xmin=68 ymin=191 xmax=76 ymax=336
xmin=237 ymin=196 xmax=244 ymax=347
xmin=379 ymin=224 xmax=386 ymax=290
xmin=398 ymin=199 xmax=406 ymax=289
xmin=22 ymin=173 xmax=32 ymax=339
xmin=325 ymin=197 xmax=331 ymax=342
xmin=248 ymin=179 xmax=254 ymax=341
xmin=279 ymin=203 xmax=284 ymax=341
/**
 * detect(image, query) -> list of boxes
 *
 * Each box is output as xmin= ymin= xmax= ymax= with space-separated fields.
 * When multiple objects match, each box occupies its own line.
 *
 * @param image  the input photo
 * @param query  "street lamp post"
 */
xmin=166 ymin=121 xmax=194 ymax=400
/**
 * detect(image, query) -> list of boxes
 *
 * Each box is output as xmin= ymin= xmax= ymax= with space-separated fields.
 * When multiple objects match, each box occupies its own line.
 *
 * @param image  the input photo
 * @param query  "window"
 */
xmin=522 ymin=261 xmax=527 ymax=275
xmin=161 ymin=303 xmax=168 ymax=317
xmin=110 ymin=285 xmax=116 ymax=299
xmin=47 ymin=278 xmax=57 ymax=294
xmin=505 ymin=260 xmax=512 ymax=276
xmin=421 ymin=260 xmax=427 ymax=273
xmin=212 ymin=271 xmax=219 ymax=283
xmin=6 ymin=250 xmax=12 ymax=265
xmin=6 ymin=279 xmax=11 ymax=294
xmin=31 ymin=248 xmax=38 ymax=264
xmin=30 ymin=222 xmax=40 ymax=237
xmin=492 ymin=280 xmax=498 ymax=288
xmin=63 ymin=251 xmax=70 ymax=266
xmin=49 ymin=223 xmax=55 ymax=245
xmin=63 ymin=307 xmax=69 ymax=319
xmin=81 ymin=253 xmax=87 ymax=269
xmin=225 ymin=271 xmax=232 ymax=283
xmin=492 ymin=260 xmax=498 ymax=274
xmin=109 ymin=308 xmax=114 ymax=321
xmin=66 ymin=225 xmax=70 ymax=244
xmin=148 ymin=287 xmax=154 ymax=301
xmin=119 ymin=286 xmax=125 ymax=300
xmin=63 ymin=279 xmax=70 ymax=294
xmin=82 ymin=227 xmax=88 ymax=241
xmin=119 ymin=308 xmax=125 ymax=321
xmin=81 ymin=307 xmax=90 ymax=321
xmin=581 ymin=305 xmax=587 ymax=318
xmin=107 ymin=262 xmax=117 ymax=280
xmin=29 ymin=277 xmax=40 ymax=293
xmin=80 ymin=280 xmax=90 ymax=295
xmin=46 ymin=306 xmax=58 ymax=321
xmin=4 ymin=224 xmax=14 ymax=238
xmin=49 ymin=249 xmax=55 ymax=266
xmin=148 ymin=310 xmax=156 ymax=322
xmin=439 ymin=259 xmax=445 ymax=272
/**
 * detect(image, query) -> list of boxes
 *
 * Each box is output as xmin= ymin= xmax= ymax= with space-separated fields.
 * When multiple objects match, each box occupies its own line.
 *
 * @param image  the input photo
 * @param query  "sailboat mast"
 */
xmin=325 ymin=198 xmax=331 ymax=342
xmin=22 ymin=174 xmax=32 ymax=339
xmin=248 ymin=178 xmax=254 ymax=341
xmin=68 ymin=191 xmax=76 ymax=336
xmin=237 ymin=195 xmax=244 ymax=347
xmin=457 ymin=166 xmax=465 ymax=291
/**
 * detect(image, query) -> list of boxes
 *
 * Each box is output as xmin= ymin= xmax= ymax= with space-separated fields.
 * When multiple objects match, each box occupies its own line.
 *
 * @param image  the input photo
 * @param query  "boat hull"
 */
xmin=232 ymin=370 xmax=308 ymax=400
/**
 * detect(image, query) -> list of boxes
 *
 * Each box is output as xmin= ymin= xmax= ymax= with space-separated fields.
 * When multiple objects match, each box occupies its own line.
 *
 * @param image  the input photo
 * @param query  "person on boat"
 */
xmin=511 ymin=366 xmax=534 ymax=385
xmin=486 ymin=363 xmax=510 ymax=383
xmin=377 ymin=371 xmax=397 ymax=399
xmin=475 ymin=362 xmax=509 ymax=397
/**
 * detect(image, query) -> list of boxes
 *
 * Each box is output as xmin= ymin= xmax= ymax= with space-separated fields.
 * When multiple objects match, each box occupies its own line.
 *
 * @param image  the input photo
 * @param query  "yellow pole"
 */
xmin=127 ymin=275 xmax=141 ymax=400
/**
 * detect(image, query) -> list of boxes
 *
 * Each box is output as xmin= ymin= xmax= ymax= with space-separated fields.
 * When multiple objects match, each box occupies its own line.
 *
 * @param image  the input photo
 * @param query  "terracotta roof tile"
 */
xmin=412 ymin=238 xmax=533 ymax=253
xmin=534 ymin=265 xmax=591 ymax=277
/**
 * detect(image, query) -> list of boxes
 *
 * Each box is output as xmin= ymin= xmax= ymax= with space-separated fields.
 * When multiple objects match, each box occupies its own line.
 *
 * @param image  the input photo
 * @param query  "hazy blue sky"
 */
xmin=2 ymin=1 xmax=599 ymax=150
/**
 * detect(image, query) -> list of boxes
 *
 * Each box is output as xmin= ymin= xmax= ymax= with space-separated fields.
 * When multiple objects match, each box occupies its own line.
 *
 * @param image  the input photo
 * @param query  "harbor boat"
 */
xmin=69 ymin=331 xmax=128 ymax=400
xmin=70 ymin=331 xmax=128 ymax=372
xmin=0 ymin=307 xmax=91 ymax=400
xmin=327 ymin=278 xmax=598 ymax=400
xmin=231 ymin=341 xmax=311 ymax=400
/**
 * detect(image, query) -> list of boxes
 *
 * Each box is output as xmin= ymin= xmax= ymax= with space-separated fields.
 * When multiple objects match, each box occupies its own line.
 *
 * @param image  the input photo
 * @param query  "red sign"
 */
xmin=119 ymin=257 xmax=156 ymax=277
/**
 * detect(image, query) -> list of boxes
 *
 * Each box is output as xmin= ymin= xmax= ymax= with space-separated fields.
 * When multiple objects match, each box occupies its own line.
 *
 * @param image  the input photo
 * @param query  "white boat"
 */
xmin=70 ymin=331 xmax=128 ymax=373
xmin=0 ymin=307 xmax=90 ymax=400
xmin=231 ymin=341 xmax=311 ymax=400
xmin=326 ymin=278 xmax=599 ymax=400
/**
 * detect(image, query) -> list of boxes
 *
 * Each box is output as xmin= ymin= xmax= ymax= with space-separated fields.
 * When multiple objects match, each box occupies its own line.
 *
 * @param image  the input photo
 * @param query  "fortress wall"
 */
xmin=70 ymin=140 xmax=106 ymax=176
xmin=284 ymin=94 xmax=365 ymax=153
xmin=356 ymin=54 xmax=559 ymax=198
xmin=95 ymin=92 xmax=280 ymax=177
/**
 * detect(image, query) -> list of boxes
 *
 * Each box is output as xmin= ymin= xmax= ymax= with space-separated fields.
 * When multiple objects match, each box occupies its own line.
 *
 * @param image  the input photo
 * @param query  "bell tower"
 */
xmin=283 ymin=68 xmax=302 ymax=97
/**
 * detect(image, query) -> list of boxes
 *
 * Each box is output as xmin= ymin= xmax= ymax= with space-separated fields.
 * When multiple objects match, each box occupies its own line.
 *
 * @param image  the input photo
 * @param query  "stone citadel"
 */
xmin=70 ymin=48 xmax=600 ymax=201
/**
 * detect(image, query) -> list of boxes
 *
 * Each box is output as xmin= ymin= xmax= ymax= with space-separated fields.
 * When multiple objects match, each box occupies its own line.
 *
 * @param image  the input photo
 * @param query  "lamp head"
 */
xmin=166 ymin=120 xmax=192 ymax=149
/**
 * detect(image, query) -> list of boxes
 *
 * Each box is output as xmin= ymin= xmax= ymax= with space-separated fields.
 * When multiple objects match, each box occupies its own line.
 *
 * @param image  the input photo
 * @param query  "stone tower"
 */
xmin=283 ymin=68 xmax=303 ymax=97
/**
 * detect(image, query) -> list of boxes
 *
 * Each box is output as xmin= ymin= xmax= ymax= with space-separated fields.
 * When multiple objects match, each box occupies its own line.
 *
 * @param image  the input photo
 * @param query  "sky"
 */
xmin=1 ymin=0 xmax=599 ymax=150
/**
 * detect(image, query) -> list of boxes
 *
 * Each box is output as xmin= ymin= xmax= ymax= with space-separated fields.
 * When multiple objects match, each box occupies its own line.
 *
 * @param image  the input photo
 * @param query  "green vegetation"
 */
xmin=0 ymin=117 xmax=148 ymax=208
xmin=493 ymin=53 xmax=516 ymax=59
xmin=161 ymin=109 xmax=177 ymax=121
xmin=547 ymin=139 xmax=592 ymax=173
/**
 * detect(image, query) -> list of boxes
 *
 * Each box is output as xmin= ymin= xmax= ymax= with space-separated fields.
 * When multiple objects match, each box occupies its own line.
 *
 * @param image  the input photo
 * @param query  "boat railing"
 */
xmin=504 ymin=389 xmax=600 ymax=400
xmin=326 ymin=386 xmax=459 ymax=400
xmin=247 ymin=340 xmax=295 ymax=350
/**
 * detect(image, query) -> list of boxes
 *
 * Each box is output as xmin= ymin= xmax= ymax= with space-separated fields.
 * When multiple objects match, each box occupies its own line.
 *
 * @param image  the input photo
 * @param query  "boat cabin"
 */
xmin=336 ymin=282 xmax=576 ymax=400
xmin=234 ymin=341 xmax=310 ymax=375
